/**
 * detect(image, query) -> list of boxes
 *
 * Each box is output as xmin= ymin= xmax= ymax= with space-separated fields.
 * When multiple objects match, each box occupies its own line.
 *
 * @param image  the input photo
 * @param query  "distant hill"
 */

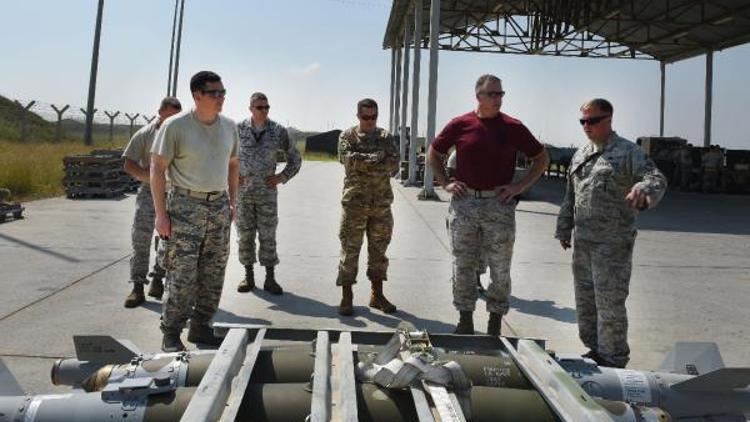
xmin=0 ymin=95 xmax=57 ymax=141
xmin=0 ymin=94 xmax=138 ymax=143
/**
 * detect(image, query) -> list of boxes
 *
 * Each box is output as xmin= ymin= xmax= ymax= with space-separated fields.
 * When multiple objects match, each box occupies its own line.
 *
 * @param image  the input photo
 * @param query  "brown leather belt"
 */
xmin=172 ymin=187 xmax=224 ymax=202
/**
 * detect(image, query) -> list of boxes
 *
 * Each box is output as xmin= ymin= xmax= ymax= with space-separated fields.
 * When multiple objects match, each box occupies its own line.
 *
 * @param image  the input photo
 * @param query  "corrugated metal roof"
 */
xmin=383 ymin=0 xmax=750 ymax=63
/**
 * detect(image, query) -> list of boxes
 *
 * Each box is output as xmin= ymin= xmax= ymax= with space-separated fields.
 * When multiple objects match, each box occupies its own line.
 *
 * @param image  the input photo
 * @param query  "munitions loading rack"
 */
xmin=63 ymin=149 xmax=139 ymax=199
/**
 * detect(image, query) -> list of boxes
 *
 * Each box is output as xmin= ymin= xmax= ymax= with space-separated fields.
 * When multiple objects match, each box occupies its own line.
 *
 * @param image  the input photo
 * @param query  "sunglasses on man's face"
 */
xmin=254 ymin=105 xmax=270 ymax=111
xmin=482 ymin=90 xmax=505 ymax=98
xmin=359 ymin=114 xmax=378 ymax=121
xmin=201 ymin=89 xmax=226 ymax=98
xmin=579 ymin=115 xmax=610 ymax=126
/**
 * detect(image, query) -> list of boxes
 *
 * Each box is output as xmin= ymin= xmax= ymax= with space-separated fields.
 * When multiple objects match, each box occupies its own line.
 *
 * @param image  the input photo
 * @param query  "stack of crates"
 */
xmin=63 ymin=149 xmax=140 ymax=199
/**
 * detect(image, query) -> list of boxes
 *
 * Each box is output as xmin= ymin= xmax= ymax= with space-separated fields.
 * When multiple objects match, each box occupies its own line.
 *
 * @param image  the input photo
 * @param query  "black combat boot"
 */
xmin=187 ymin=323 xmax=224 ymax=346
xmin=263 ymin=266 xmax=283 ymax=295
xmin=454 ymin=311 xmax=475 ymax=335
xmin=124 ymin=282 xmax=145 ymax=308
xmin=487 ymin=312 xmax=502 ymax=336
xmin=147 ymin=269 xmax=165 ymax=300
xmin=161 ymin=331 xmax=185 ymax=352
xmin=237 ymin=265 xmax=255 ymax=293
xmin=338 ymin=284 xmax=354 ymax=316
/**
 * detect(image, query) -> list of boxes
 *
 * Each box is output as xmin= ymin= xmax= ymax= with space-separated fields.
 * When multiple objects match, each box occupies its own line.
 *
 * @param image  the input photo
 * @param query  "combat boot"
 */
xmin=369 ymin=280 xmax=396 ymax=314
xmin=187 ymin=323 xmax=223 ymax=346
xmin=161 ymin=331 xmax=185 ymax=353
xmin=454 ymin=311 xmax=474 ymax=335
xmin=124 ymin=282 xmax=145 ymax=308
xmin=263 ymin=266 xmax=283 ymax=295
xmin=487 ymin=312 xmax=502 ymax=336
xmin=147 ymin=272 xmax=164 ymax=300
xmin=338 ymin=284 xmax=354 ymax=316
xmin=237 ymin=265 xmax=255 ymax=293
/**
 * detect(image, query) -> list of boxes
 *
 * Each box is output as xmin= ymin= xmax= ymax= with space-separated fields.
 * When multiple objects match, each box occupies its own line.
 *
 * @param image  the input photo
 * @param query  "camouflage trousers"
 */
xmin=572 ymin=238 xmax=634 ymax=367
xmin=160 ymin=191 xmax=231 ymax=334
xmin=337 ymin=205 xmax=393 ymax=286
xmin=236 ymin=187 xmax=279 ymax=267
xmin=445 ymin=217 xmax=488 ymax=276
xmin=129 ymin=185 xmax=165 ymax=284
xmin=448 ymin=197 xmax=515 ymax=314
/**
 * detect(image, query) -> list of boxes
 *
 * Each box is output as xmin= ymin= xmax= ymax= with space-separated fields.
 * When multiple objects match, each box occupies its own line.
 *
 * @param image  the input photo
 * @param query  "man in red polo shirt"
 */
xmin=427 ymin=74 xmax=549 ymax=335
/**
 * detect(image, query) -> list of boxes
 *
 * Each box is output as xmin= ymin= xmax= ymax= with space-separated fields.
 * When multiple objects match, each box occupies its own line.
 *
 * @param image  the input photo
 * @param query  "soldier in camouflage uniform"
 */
xmin=236 ymin=93 xmax=301 ymax=295
xmin=428 ymin=75 xmax=548 ymax=336
xmin=556 ymin=98 xmax=667 ymax=368
xmin=151 ymin=71 xmax=240 ymax=352
xmin=336 ymin=98 xmax=399 ymax=316
xmin=122 ymin=97 xmax=182 ymax=308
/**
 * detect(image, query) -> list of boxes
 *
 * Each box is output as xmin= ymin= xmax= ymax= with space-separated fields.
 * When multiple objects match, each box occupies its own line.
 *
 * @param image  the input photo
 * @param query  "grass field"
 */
xmin=0 ymin=139 xmax=336 ymax=202
xmin=0 ymin=139 xmax=124 ymax=201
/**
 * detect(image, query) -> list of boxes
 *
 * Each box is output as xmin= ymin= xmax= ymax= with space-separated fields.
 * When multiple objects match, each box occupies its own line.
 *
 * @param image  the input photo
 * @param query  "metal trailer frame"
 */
xmin=180 ymin=323 xmax=641 ymax=422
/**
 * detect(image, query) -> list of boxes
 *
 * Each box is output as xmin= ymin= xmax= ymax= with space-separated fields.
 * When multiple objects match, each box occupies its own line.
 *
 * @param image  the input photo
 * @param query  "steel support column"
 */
xmin=659 ymin=61 xmax=665 ymax=137
xmin=408 ymin=0 xmax=423 ymax=186
xmin=393 ymin=47 xmax=402 ymax=143
xmin=704 ymin=51 xmax=713 ymax=147
xmin=389 ymin=48 xmax=396 ymax=134
xmin=421 ymin=0 xmax=440 ymax=198
xmin=399 ymin=21 xmax=412 ymax=163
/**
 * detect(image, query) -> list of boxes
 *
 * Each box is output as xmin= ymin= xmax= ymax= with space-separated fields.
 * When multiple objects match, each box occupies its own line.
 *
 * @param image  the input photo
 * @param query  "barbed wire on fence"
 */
xmin=2 ymin=95 xmax=157 ymax=143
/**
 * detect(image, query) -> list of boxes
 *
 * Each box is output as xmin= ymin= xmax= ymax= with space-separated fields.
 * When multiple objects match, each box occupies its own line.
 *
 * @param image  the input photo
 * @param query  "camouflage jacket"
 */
xmin=237 ymin=118 xmax=301 ymax=188
xmin=338 ymin=126 xmax=399 ymax=208
xmin=555 ymin=132 xmax=667 ymax=243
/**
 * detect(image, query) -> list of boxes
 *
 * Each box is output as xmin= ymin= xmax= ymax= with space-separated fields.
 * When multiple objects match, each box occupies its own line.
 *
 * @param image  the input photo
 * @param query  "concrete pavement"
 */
xmin=1 ymin=161 xmax=748 ymax=394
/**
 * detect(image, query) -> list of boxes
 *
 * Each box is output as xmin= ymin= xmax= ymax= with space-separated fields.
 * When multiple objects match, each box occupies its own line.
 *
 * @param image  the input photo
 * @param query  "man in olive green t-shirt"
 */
xmin=151 ymin=71 xmax=240 ymax=352
xmin=122 ymin=97 xmax=181 ymax=308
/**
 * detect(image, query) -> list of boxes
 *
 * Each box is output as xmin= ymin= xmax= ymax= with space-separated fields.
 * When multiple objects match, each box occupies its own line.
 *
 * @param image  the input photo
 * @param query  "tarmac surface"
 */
xmin=1 ymin=161 xmax=749 ymax=394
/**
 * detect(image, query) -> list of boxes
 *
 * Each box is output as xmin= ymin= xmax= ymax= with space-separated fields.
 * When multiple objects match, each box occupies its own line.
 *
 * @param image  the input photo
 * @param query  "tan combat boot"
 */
xmin=148 ymin=274 xmax=164 ymax=300
xmin=369 ymin=280 xmax=396 ymax=314
xmin=338 ymin=284 xmax=354 ymax=316
xmin=124 ymin=282 xmax=145 ymax=308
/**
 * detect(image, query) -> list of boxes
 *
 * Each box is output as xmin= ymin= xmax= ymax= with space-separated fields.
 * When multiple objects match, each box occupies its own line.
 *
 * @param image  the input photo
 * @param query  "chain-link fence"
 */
xmin=0 ymin=95 xmax=157 ymax=144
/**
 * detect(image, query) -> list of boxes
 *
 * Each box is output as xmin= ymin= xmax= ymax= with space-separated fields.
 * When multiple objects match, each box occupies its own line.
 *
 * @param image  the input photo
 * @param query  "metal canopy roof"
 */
xmin=383 ymin=0 xmax=750 ymax=63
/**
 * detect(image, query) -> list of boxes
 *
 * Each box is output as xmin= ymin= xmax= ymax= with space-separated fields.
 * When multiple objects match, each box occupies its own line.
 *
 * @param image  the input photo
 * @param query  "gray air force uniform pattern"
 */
xmin=337 ymin=126 xmax=399 ymax=285
xmin=236 ymin=119 xmax=301 ymax=267
xmin=122 ymin=121 xmax=164 ymax=284
xmin=555 ymin=132 xmax=667 ymax=367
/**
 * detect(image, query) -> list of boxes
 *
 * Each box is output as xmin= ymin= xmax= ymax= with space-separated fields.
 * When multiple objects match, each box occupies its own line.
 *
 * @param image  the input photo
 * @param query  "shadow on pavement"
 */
xmin=509 ymin=295 xmax=577 ymax=324
xmin=259 ymin=291 xmax=456 ymax=333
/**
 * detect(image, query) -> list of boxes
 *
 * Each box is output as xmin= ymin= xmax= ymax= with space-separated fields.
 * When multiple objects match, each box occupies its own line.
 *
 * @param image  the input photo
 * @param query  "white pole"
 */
xmin=399 ymin=21 xmax=412 ymax=164
xmin=422 ymin=0 xmax=440 ymax=198
xmin=408 ymin=0 xmax=423 ymax=185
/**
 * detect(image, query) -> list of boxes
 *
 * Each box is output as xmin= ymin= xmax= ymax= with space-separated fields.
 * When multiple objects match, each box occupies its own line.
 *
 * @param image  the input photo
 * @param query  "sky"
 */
xmin=1 ymin=0 xmax=749 ymax=148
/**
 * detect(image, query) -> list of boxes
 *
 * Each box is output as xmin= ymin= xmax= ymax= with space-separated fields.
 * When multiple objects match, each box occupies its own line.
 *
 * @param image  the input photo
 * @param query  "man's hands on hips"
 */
xmin=496 ymin=183 xmax=523 ymax=203
xmin=445 ymin=180 xmax=468 ymax=197
xmin=625 ymin=185 xmax=651 ymax=209
xmin=265 ymin=174 xmax=283 ymax=188
xmin=155 ymin=214 xmax=171 ymax=240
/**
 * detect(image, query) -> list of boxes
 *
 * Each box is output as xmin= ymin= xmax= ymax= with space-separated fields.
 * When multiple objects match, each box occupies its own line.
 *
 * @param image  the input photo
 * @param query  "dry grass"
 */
xmin=0 ymin=138 xmax=332 ymax=202
xmin=0 ymin=139 xmax=123 ymax=201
